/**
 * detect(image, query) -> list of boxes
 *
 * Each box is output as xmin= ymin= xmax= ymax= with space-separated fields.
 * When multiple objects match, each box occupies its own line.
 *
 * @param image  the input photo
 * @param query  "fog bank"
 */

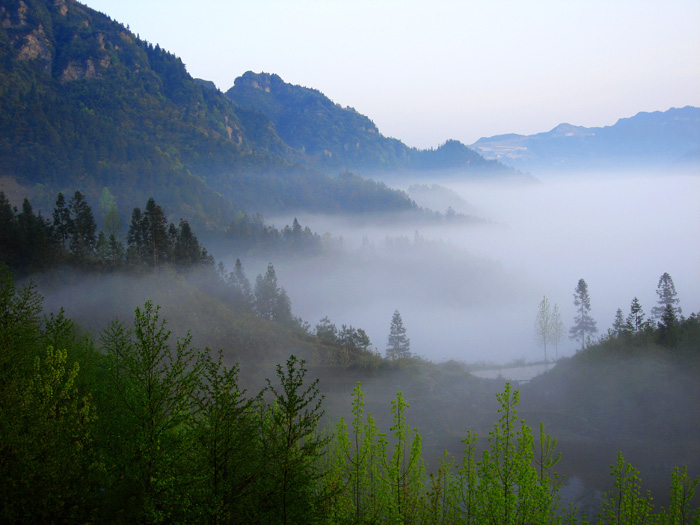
xmin=245 ymin=172 xmax=699 ymax=364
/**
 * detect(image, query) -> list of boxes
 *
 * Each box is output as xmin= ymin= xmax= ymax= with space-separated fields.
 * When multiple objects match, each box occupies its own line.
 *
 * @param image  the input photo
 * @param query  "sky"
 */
xmin=80 ymin=0 xmax=700 ymax=148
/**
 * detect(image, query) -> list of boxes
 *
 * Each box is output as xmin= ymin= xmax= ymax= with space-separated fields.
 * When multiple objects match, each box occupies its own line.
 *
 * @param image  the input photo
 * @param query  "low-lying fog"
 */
xmin=229 ymin=171 xmax=699 ymax=365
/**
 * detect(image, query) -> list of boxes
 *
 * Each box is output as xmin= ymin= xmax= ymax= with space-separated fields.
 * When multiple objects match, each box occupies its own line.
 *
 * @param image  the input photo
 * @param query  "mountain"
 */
xmin=226 ymin=71 xmax=520 ymax=177
xmin=0 ymin=0 xmax=525 ymax=230
xmin=471 ymin=107 xmax=700 ymax=173
xmin=0 ymin=0 xmax=420 ymax=226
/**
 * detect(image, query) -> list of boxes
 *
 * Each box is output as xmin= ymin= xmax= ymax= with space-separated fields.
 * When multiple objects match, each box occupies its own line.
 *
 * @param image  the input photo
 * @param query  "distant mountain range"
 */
xmin=1 ymin=0 xmax=695 ymax=232
xmin=471 ymin=107 xmax=700 ymax=173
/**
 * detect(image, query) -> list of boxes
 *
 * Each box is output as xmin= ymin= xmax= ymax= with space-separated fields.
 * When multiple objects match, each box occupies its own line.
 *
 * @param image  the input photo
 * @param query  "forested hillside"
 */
xmin=227 ymin=71 xmax=522 ymax=177
xmin=1 ymin=263 xmax=699 ymax=522
xmin=0 ymin=0 xmax=424 ymax=227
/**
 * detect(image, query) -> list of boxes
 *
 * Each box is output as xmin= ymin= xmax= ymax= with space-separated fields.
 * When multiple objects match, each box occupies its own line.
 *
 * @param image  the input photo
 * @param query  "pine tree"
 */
xmin=52 ymin=192 xmax=72 ymax=252
xmin=612 ymin=308 xmax=627 ymax=336
xmin=68 ymin=191 xmax=97 ymax=261
xmin=228 ymin=259 xmax=254 ymax=309
xmin=651 ymin=272 xmax=682 ymax=321
xmin=142 ymin=198 xmax=170 ymax=268
xmin=254 ymin=263 xmax=293 ymax=324
xmin=173 ymin=220 xmax=203 ymax=266
xmin=569 ymin=279 xmax=597 ymax=351
xmin=0 ymin=192 xmax=18 ymax=269
xmin=126 ymin=207 xmax=145 ymax=264
xmin=386 ymin=310 xmax=410 ymax=359
xmin=626 ymin=297 xmax=646 ymax=332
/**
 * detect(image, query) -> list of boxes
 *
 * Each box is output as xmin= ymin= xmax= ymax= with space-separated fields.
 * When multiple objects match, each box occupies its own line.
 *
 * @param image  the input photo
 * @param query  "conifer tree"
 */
xmin=228 ymin=259 xmax=254 ymax=309
xmin=612 ymin=308 xmax=627 ymax=336
xmin=52 ymin=192 xmax=72 ymax=252
xmin=68 ymin=191 xmax=97 ymax=261
xmin=127 ymin=207 xmax=145 ymax=264
xmin=626 ymin=297 xmax=646 ymax=332
xmin=386 ymin=309 xmax=410 ymax=359
xmin=569 ymin=279 xmax=597 ymax=351
xmin=142 ymin=198 xmax=170 ymax=268
xmin=254 ymin=263 xmax=293 ymax=324
xmin=651 ymin=272 xmax=682 ymax=321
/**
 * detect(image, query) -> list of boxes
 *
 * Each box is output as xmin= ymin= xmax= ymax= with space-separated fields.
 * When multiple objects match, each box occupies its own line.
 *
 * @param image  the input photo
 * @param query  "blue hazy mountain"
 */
xmin=471 ymin=106 xmax=700 ymax=173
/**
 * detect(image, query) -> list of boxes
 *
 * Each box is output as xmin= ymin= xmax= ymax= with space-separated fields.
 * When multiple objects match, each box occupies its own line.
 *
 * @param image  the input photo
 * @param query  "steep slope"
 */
xmin=0 ymin=0 xmax=418 ymax=226
xmin=0 ymin=0 xmax=290 ymax=226
xmin=226 ymin=71 xmax=517 ymax=177
xmin=472 ymin=106 xmax=700 ymax=173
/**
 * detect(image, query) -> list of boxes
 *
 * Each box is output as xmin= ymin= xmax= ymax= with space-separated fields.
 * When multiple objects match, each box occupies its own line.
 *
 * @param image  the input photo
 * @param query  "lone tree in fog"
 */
xmin=550 ymin=304 xmax=564 ymax=360
xmin=569 ymin=279 xmax=597 ymax=351
xmin=651 ymin=272 xmax=682 ymax=321
xmin=534 ymin=296 xmax=552 ymax=363
xmin=386 ymin=310 xmax=410 ymax=359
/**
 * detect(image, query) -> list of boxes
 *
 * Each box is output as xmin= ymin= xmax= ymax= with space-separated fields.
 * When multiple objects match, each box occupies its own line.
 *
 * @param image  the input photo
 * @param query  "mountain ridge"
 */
xmin=472 ymin=106 xmax=700 ymax=173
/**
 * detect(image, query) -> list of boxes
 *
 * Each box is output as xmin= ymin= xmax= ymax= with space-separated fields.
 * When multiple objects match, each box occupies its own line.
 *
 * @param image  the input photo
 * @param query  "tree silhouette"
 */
xmin=569 ymin=279 xmax=597 ymax=351
xmin=651 ymin=273 xmax=682 ymax=321
xmin=386 ymin=310 xmax=410 ymax=359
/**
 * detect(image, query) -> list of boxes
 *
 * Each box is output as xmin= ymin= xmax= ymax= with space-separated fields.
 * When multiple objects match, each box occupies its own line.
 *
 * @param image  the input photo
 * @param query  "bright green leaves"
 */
xmin=100 ymin=300 xmax=200 ymax=522
xmin=259 ymin=355 xmax=329 ymax=524
xmin=598 ymin=453 xmax=700 ymax=524
xmin=2 ymin=346 xmax=101 ymax=521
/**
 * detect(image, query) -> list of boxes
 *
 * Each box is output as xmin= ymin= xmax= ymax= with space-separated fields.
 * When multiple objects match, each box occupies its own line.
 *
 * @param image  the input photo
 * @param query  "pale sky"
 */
xmin=81 ymin=0 xmax=700 ymax=148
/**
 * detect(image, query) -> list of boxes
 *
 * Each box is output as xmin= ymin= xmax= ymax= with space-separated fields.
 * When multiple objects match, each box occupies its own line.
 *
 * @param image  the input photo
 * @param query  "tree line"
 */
xmin=1 ymin=266 xmax=698 ymax=523
xmin=0 ymin=190 xmax=213 ymax=274
xmin=535 ymin=272 xmax=691 ymax=360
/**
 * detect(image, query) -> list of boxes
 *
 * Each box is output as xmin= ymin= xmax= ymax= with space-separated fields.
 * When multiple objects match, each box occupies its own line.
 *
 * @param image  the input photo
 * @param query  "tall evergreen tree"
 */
xmin=141 ymin=198 xmax=170 ymax=268
xmin=228 ymin=259 xmax=254 ymax=309
xmin=68 ymin=191 xmax=97 ymax=261
xmin=17 ymin=199 xmax=53 ymax=272
xmin=173 ymin=220 xmax=203 ymax=266
xmin=386 ymin=310 xmax=410 ymax=359
xmin=626 ymin=297 xmax=646 ymax=332
xmin=0 ymin=193 xmax=18 ymax=270
xmin=127 ymin=207 xmax=145 ymax=264
xmin=254 ymin=263 xmax=292 ymax=324
xmin=52 ymin=192 xmax=72 ymax=252
xmin=612 ymin=308 xmax=627 ymax=336
xmin=651 ymin=272 xmax=682 ymax=321
xmin=569 ymin=279 xmax=597 ymax=351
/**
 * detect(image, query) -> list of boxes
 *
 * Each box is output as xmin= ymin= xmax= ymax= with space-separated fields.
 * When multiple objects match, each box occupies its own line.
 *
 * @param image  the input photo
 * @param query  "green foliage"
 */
xmin=99 ymin=300 xmax=201 ymax=522
xmin=192 ymin=349 xmax=259 ymax=522
xmin=1 ymin=264 xmax=698 ymax=522
xmin=0 ymin=266 xmax=101 ymax=521
xmin=258 ymin=355 xmax=329 ymax=523
xmin=599 ymin=452 xmax=656 ymax=524
xmin=380 ymin=390 xmax=425 ymax=521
